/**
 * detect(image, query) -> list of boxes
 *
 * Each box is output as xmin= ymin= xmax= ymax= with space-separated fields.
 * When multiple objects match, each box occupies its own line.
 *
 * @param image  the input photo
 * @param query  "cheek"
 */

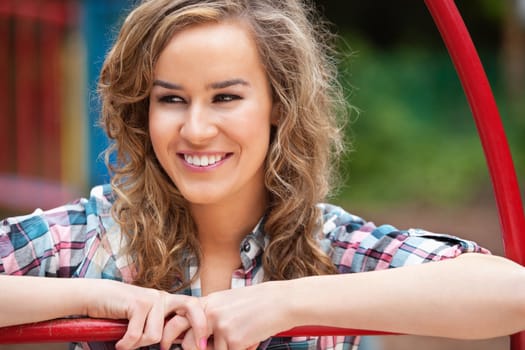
xmin=237 ymin=116 xmax=272 ymax=156
xmin=148 ymin=117 xmax=162 ymax=152
xmin=148 ymin=112 xmax=175 ymax=158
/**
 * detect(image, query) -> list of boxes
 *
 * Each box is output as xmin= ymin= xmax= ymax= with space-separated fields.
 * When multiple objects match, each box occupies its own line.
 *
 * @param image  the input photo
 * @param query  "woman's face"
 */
xmin=149 ymin=20 xmax=275 ymax=207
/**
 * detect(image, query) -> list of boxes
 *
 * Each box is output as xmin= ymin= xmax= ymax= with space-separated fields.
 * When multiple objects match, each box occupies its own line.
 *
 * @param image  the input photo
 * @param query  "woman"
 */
xmin=1 ymin=1 xmax=525 ymax=350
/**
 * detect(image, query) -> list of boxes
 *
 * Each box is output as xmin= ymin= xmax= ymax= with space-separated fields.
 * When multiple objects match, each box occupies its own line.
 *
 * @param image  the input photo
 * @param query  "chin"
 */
xmin=179 ymin=190 xmax=221 ymax=206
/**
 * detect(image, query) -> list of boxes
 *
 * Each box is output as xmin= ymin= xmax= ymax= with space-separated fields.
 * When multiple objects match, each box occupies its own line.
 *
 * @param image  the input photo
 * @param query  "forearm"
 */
xmin=286 ymin=253 xmax=525 ymax=339
xmin=0 ymin=275 xmax=96 ymax=327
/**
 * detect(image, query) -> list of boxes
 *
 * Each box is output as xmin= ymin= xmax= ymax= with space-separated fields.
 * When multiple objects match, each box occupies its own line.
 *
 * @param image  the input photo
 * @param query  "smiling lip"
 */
xmin=178 ymin=152 xmax=232 ymax=169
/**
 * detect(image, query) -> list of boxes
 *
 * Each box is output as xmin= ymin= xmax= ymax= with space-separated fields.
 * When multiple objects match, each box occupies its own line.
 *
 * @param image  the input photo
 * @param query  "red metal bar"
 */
xmin=0 ymin=318 xmax=394 ymax=344
xmin=424 ymin=1 xmax=525 ymax=349
xmin=424 ymin=0 xmax=525 ymax=263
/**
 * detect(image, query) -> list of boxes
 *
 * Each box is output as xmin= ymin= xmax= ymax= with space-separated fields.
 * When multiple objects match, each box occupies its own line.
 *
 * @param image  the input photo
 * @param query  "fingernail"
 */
xmin=200 ymin=337 xmax=207 ymax=350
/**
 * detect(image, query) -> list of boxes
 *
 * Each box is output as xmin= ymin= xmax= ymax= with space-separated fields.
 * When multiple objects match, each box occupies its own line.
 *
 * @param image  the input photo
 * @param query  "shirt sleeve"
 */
xmin=318 ymin=203 xmax=490 ymax=273
xmin=0 ymin=185 xmax=123 ymax=279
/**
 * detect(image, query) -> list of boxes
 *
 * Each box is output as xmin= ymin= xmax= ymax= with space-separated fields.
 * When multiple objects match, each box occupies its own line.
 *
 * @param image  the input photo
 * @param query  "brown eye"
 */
xmin=213 ymin=94 xmax=241 ymax=103
xmin=158 ymin=95 xmax=185 ymax=103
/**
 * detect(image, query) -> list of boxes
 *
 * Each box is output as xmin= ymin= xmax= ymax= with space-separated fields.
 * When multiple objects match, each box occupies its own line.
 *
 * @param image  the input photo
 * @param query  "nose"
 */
xmin=179 ymin=104 xmax=218 ymax=145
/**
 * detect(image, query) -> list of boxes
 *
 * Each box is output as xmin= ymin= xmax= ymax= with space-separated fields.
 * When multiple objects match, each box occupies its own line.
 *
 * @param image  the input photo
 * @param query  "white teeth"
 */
xmin=184 ymin=154 xmax=223 ymax=167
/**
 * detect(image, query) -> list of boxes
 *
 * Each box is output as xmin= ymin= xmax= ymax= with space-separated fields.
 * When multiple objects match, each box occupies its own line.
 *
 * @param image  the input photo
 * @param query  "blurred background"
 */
xmin=0 ymin=0 xmax=524 ymax=349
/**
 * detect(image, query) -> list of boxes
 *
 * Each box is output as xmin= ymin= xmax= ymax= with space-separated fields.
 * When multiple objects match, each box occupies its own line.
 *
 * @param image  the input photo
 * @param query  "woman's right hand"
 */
xmin=83 ymin=279 xmax=208 ymax=350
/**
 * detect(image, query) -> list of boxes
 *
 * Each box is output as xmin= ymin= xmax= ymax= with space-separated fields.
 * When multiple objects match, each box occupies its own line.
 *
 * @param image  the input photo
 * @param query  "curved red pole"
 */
xmin=424 ymin=0 xmax=525 ymax=349
xmin=423 ymin=0 xmax=525 ymax=263
xmin=0 ymin=318 xmax=395 ymax=344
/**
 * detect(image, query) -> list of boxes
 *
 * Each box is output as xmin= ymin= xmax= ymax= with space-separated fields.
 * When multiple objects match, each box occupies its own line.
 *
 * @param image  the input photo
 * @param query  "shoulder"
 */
xmin=0 ymin=184 xmax=122 ymax=277
xmin=316 ymin=203 xmax=372 ymax=244
xmin=316 ymin=203 xmax=489 ymax=272
xmin=1 ymin=184 xmax=113 ymax=234
xmin=82 ymin=184 xmax=115 ymax=215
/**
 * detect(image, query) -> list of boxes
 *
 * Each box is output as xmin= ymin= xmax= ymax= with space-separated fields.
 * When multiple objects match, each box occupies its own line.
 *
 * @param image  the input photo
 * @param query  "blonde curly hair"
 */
xmin=99 ymin=0 xmax=347 ymax=291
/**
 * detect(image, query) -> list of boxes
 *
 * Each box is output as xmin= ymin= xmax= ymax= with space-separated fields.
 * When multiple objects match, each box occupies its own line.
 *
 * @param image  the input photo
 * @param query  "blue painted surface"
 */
xmin=82 ymin=0 xmax=130 ymax=187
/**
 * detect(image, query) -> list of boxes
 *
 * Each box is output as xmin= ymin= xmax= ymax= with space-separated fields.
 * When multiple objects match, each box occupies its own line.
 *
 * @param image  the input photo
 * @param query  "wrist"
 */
xmin=69 ymin=278 xmax=102 ymax=317
xmin=76 ymin=278 xmax=121 ymax=318
xmin=276 ymin=278 xmax=316 ymax=329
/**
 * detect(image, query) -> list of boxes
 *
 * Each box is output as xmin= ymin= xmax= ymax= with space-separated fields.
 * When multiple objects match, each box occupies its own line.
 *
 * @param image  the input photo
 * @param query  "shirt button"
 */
xmin=242 ymin=241 xmax=251 ymax=252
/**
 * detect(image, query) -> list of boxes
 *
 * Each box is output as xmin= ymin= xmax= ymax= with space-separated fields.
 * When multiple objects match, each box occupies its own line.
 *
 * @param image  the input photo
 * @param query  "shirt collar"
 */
xmin=181 ymin=215 xmax=269 ymax=294
xmin=239 ymin=215 xmax=268 ymax=271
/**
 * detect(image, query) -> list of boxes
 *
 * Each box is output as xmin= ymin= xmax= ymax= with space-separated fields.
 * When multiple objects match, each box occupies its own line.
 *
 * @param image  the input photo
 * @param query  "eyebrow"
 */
xmin=208 ymin=79 xmax=250 ymax=89
xmin=152 ymin=78 xmax=250 ymax=90
xmin=152 ymin=80 xmax=183 ymax=90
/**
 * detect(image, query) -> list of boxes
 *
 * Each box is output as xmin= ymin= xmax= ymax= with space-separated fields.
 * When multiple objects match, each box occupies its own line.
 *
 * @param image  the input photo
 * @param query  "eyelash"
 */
xmin=213 ymin=94 xmax=241 ymax=103
xmin=157 ymin=94 xmax=241 ymax=104
xmin=158 ymin=95 xmax=184 ymax=104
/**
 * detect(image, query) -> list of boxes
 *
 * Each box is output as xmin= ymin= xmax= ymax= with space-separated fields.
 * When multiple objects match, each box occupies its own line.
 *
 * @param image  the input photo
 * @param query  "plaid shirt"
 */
xmin=0 ymin=185 xmax=489 ymax=350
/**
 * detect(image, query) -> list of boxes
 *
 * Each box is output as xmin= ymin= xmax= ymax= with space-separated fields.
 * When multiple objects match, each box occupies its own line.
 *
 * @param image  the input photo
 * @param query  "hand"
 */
xmin=187 ymin=281 xmax=295 ymax=350
xmin=83 ymin=279 xmax=208 ymax=350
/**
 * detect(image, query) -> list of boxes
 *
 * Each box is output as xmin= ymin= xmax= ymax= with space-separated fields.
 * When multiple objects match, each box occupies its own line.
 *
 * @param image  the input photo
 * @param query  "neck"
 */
xmin=191 ymin=189 xmax=268 ymax=255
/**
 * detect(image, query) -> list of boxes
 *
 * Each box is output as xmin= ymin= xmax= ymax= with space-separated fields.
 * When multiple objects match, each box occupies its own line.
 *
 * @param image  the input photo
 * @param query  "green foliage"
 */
xmin=332 ymin=44 xmax=522 ymax=209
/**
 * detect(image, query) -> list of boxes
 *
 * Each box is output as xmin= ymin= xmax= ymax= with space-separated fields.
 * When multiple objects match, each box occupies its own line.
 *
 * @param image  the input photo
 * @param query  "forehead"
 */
xmin=154 ymin=20 xmax=266 ymax=79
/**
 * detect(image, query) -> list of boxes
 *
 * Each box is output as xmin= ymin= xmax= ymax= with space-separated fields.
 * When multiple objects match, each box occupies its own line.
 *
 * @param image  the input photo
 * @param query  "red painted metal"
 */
xmin=0 ymin=318 xmax=394 ymax=344
xmin=0 ymin=319 xmax=128 ymax=344
xmin=424 ymin=0 xmax=525 ymax=349
xmin=424 ymin=0 xmax=525 ymax=265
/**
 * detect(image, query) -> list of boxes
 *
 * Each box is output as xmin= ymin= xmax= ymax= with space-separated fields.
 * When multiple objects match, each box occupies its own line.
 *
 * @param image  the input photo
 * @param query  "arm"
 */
xmin=198 ymin=253 xmax=525 ymax=350
xmin=0 ymin=186 xmax=208 ymax=350
xmin=289 ymin=253 xmax=525 ymax=338
xmin=0 ymin=275 xmax=88 ymax=326
xmin=0 ymin=275 xmax=208 ymax=350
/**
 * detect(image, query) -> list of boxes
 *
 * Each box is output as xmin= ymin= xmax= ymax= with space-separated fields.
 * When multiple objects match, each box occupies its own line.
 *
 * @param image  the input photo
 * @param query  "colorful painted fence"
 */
xmin=0 ymin=0 xmax=84 ymax=212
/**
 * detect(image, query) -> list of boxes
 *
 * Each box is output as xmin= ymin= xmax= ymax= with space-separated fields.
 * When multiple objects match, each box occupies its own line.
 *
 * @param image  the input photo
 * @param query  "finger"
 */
xmin=136 ymin=303 xmax=164 ymax=348
xmin=160 ymin=315 xmax=190 ymax=350
xmin=210 ymin=334 xmax=227 ymax=350
xmin=181 ymin=328 xmax=198 ymax=350
xmin=167 ymin=296 xmax=209 ymax=348
xmin=115 ymin=312 xmax=148 ymax=350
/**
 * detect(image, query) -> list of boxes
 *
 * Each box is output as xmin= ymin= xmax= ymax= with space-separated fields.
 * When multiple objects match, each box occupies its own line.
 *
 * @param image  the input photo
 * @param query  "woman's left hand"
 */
xmin=185 ymin=281 xmax=296 ymax=350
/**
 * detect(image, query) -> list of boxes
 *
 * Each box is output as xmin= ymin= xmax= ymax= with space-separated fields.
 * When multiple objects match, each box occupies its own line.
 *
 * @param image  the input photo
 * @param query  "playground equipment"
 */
xmin=1 ymin=0 xmax=524 ymax=348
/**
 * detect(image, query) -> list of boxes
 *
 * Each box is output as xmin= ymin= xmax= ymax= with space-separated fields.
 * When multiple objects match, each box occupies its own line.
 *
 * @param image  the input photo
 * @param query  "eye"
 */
xmin=213 ymin=94 xmax=241 ymax=103
xmin=158 ymin=95 xmax=185 ymax=104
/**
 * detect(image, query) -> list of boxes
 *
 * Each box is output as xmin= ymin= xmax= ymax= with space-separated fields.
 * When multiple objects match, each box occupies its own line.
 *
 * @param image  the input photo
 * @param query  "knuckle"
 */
xmin=125 ymin=330 xmax=141 ymax=344
xmin=134 ymin=298 xmax=150 ymax=312
xmin=186 ymin=297 xmax=199 ymax=309
xmin=171 ymin=316 xmax=187 ymax=329
xmin=145 ymin=330 xmax=163 ymax=345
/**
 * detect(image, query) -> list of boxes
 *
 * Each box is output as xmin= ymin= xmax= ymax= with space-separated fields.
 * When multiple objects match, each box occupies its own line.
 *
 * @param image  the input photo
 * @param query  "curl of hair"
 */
xmin=98 ymin=0 xmax=347 ymax=291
